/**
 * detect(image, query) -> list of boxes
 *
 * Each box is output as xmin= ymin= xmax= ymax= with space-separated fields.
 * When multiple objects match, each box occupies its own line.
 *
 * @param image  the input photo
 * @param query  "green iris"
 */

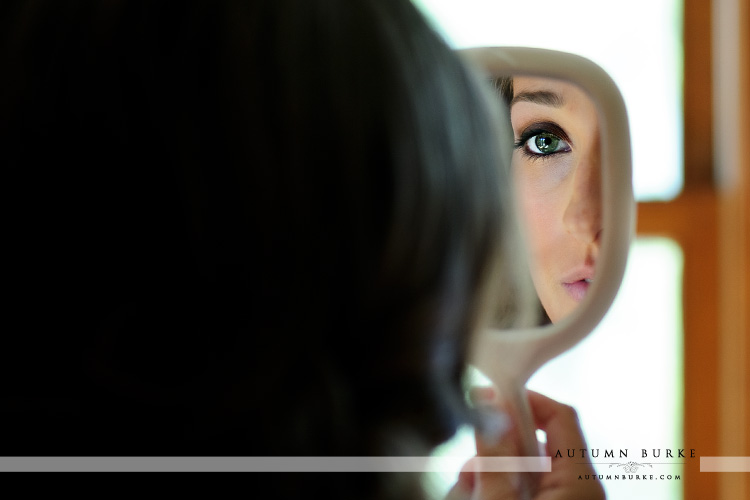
xmin=534 ymin=133 xmax=561 ymax=154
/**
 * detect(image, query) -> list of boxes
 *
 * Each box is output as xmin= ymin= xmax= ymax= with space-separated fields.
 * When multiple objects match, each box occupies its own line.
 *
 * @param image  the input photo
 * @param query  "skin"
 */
xmin=509 ymin=76 xmax=602 ymax=324
xmin=446 ymin=390 xmax=605 ymax=500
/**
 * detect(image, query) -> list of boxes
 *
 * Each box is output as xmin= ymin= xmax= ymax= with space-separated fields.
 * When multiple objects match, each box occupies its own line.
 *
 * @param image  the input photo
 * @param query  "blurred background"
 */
xmin=411 ymin=1 xmax=749 ymax=499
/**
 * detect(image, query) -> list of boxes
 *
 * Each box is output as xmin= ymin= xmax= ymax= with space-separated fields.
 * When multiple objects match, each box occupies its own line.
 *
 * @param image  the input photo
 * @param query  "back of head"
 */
xmin=1 ymin=0 xmax=517 ymax=483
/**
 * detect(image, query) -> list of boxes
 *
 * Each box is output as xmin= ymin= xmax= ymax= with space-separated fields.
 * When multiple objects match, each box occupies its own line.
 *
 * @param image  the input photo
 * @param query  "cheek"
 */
xmin=520 ymin=196 xmax=556 ymax=251
xmin=512 ymin=152 xmax=574 ymax=204
xmin=516 ymin=173 xmax=566 ymax=255
xmin=513 ymin=154 xmax=576 ymax=248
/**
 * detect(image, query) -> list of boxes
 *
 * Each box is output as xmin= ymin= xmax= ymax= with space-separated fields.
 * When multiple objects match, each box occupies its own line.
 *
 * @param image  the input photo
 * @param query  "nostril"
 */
xmin=593 ymin=228 xmax=603 ymax=245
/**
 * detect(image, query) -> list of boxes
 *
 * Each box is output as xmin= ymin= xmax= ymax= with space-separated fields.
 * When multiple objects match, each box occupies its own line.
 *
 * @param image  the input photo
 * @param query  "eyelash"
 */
xmin=514 ymin=122 xmax=572 ymax=161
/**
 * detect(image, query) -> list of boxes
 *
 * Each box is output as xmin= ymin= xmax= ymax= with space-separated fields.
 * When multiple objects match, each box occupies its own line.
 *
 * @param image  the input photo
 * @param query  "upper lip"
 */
xmin=562 ymin=265 xmax=595 ymax=284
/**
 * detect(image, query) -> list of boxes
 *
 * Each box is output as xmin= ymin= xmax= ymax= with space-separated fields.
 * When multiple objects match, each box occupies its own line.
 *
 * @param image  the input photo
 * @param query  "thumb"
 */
xmin=444 ymin=456 xmax=478 ymax=500
xmin=444 ymin=481 xmax=473 ymax=500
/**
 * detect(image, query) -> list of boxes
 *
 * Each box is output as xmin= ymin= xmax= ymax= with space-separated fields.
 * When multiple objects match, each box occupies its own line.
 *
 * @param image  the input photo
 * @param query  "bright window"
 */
xmin=414 ymin=2 xmax=687 ymax=499
xmin=426 ymin=239 xmax=685 ymax=500
xmin=413 ymin=0 xmax=684 ymax=202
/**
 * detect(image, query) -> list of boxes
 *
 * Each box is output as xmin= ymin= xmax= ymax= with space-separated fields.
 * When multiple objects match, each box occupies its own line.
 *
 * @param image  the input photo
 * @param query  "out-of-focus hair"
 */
xmin=1 ymin=0 xmax=523 ymax=495
xmin=494 ymin=76 xmax=514 ymax=106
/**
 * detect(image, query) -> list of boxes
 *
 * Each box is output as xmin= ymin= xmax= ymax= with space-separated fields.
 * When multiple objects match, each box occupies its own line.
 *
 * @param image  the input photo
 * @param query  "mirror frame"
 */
xmin=459 ymin=47 xmax=636 ymax=385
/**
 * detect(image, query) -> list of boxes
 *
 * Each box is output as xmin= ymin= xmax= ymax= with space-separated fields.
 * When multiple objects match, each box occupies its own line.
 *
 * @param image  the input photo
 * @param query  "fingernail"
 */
xmin=469 ymin=386 xmax=497 ymax=406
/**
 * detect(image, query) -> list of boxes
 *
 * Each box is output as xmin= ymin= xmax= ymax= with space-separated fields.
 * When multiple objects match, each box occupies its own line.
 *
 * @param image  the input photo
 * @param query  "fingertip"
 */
xmin=469 ymin=385 xmax=497 ymax=406
xmin=457 ymin=467 xmax=475 ymax=492
xmin=525 ymin=390 xmax=578 ymax=428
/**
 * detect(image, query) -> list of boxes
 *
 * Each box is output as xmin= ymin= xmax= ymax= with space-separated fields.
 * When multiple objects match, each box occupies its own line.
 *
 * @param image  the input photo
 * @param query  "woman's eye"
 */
xmin=514 ymin=123 xmax=573 ymax=159
xmin=525 ymin=132 xmax=570 ymax=155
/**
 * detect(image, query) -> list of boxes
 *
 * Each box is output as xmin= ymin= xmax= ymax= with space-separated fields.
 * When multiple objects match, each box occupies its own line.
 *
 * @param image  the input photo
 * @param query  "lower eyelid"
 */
xmin=522 ymin=151 xmax=563 ymax=162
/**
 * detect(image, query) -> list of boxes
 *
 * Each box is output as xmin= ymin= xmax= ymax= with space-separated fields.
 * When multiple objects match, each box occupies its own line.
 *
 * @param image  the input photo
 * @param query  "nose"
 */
xmin=562 ymin=145 xmax=602 ymax=246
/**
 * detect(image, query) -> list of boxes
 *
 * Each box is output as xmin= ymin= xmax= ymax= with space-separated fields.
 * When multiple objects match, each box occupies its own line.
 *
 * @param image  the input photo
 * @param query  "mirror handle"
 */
xmin=495 ymin=379 xmax=541 ymax=500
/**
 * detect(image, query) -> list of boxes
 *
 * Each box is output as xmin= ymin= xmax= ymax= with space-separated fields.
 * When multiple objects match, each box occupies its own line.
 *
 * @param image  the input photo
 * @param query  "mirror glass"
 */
xmin=491 ymin=75 xmax=602 ymax=328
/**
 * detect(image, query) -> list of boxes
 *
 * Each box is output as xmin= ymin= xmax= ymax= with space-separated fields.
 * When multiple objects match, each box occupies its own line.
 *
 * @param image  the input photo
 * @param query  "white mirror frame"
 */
xmin=460 ymin=47 xmax=635 ymax=385
xmin=457 ymin=49 xmax=635 ymax=483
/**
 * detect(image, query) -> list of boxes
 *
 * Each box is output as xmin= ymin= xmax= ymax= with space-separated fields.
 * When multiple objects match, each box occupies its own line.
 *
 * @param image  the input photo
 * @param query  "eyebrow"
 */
xmin=510 ymin=90 xmax=565 ymax=108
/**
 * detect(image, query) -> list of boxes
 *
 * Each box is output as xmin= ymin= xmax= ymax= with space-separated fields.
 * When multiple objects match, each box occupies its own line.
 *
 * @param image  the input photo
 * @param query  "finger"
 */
xmin=474 ymin=408 xmax=515 ymax=457
xmin=526 ymin=390 xmax=587 ymax=453
xmin=458 ymin=458 xmax=477 ymax=491
xmin=469 ymin=386 xmax=514 ymax=456
xmin=468 ymin=393 xmax=531 ymax=500
xmin=443 ymin=457 xmax=479 ymax=500
xmin=444 ymin=481 xmax=473 ymax=500
xmin=468 ymin=386 xmax=497 ymax=407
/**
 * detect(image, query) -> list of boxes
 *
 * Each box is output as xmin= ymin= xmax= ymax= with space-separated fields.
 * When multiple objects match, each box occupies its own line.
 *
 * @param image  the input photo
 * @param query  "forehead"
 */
xmin=510 ymin=76 xmax=598 ymax=123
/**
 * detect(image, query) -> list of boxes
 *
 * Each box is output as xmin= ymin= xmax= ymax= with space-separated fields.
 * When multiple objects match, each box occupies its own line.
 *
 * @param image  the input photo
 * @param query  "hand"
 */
xmin=445 ymin=390 xmax=605 ymax=500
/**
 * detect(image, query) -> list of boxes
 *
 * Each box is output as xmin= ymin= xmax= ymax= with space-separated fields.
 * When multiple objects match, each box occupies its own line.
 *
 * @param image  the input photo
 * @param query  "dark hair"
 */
xmin=495 ymin=76 xmax=514 ymax=106
xmin=1 ymin=0 xmax=518 ymax=493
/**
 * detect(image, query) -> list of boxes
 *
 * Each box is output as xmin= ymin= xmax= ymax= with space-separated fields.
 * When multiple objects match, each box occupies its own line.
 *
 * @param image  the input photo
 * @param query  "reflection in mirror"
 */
xmin=493 ymin=76 xmax=602 ymax=326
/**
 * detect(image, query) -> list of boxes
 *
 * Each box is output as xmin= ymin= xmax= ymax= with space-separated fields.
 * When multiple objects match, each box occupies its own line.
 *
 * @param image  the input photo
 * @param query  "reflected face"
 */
xmin=509 ymin=76 xmax=602 ymax=323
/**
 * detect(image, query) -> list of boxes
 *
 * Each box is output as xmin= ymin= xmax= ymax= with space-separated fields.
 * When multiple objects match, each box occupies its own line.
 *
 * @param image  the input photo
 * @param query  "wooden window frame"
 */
xmin=637 ymin=1 xmax=749 ymax=498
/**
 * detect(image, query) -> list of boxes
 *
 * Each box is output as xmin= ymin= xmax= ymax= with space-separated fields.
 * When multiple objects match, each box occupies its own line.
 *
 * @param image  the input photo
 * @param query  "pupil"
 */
xmin=535 ymin=134 xmax=559 ymax=153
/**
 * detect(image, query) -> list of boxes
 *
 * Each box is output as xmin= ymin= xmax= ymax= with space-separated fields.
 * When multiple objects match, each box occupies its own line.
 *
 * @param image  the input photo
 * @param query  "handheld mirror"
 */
xmin=458 ymin=47 xmax=635 ymax=490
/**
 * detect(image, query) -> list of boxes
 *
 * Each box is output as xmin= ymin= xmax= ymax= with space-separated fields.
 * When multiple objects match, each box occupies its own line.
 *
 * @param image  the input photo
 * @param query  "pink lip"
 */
xmin=562 ymin=266 xmax=595 ymax=302
xmin=562 ymin=280 xmax=591 ymax=302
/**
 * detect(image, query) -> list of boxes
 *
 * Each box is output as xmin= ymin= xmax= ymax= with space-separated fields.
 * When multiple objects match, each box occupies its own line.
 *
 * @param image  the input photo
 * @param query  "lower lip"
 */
xmin=563 ymin=280 xmax=590 ymax=302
